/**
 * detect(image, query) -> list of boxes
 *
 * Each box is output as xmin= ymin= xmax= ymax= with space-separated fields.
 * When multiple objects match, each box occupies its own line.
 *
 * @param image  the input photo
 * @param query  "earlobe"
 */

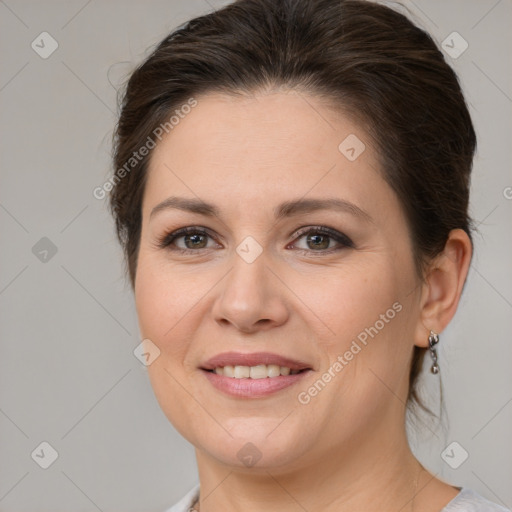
xmin=414 ymin=229 xmax=473 ymax=348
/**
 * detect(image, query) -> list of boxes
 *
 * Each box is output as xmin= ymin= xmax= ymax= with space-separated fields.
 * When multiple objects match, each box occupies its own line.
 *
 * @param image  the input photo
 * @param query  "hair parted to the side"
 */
xmin=109 ymin=0 xmax=476 ymax=420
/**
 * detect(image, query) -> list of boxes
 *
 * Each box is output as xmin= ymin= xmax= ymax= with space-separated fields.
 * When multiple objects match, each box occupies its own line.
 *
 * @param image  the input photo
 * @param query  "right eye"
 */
xmin=156 ymin=226 xmax=220 ymax=254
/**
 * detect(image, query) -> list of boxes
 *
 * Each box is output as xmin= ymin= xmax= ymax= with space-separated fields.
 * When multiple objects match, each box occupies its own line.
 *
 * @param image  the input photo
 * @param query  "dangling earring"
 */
xmin=428 ymin=330 xmax=440 ymax=374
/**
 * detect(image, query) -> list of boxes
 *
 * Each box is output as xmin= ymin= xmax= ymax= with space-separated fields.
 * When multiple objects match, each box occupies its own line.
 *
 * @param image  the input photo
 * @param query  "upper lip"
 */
xmin=201 ymin=352 xmax=312 ymax=371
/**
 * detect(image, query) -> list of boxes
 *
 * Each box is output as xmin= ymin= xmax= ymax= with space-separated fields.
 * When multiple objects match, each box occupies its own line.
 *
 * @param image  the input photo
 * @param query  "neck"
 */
xmin=193 ymin=415 xmax=425 ymax=512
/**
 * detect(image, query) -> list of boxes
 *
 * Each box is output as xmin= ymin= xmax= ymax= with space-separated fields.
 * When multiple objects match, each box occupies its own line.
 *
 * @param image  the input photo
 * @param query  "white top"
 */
xmin=164 ymin=484 xmax=511 ymax=512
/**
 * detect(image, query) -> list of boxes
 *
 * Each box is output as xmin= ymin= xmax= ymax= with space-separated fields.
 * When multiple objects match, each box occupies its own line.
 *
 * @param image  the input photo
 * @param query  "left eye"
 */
xmin=290 ymin=227 xmax=354 ymax=253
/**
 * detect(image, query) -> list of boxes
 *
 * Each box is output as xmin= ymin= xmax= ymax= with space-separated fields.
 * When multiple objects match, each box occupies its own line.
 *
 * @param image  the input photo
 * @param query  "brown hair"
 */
xmin=109 ymin=0 xmax=476 ymax=417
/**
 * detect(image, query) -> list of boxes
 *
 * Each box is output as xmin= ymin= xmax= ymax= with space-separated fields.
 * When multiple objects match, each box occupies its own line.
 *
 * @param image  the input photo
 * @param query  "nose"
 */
xmin=211 ymin=250 xmax=289 ymax=334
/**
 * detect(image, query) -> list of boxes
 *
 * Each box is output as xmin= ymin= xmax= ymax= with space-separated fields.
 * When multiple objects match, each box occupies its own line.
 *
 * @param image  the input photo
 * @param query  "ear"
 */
xmin=414 ymin=229 xmax=473 ymax=348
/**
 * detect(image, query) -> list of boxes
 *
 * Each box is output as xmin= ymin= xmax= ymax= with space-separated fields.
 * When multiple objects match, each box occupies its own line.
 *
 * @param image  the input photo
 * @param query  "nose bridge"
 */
xmin=212 ymin=240 xmax=288 ymax=332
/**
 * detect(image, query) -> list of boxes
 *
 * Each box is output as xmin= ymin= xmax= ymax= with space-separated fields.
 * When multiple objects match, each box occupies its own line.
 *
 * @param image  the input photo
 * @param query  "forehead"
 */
xmin=143 ymin=91 xmax=395 ymax=222
xmin=151 ymin=90 xmax=362 ymax=166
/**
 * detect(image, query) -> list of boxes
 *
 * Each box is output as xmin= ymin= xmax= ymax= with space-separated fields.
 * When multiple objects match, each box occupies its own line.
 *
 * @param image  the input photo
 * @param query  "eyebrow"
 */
xmin=149 ymin=196 xmax=373 ymax=223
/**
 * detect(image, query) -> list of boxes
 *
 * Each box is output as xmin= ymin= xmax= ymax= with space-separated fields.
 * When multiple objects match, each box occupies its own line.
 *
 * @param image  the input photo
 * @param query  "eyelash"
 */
xmin=155 ymin=225 xmax=354 ymax=256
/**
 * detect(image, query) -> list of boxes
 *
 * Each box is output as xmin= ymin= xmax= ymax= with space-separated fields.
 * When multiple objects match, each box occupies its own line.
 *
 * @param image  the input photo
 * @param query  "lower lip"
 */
xmin=201 ymin=369 xmax=311 ymax=398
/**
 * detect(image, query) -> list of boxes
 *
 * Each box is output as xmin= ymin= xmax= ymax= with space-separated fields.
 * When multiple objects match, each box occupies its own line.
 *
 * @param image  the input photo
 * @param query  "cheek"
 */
xmin=293 ymin=258 xmax=414 ymax=402
xmin=134 ymin=253 xmax=192 ymax=360
xmin=134 ymin=256 xmax=203 ymax=439
xmin=291 ymin=261 xmax=400 ymax=344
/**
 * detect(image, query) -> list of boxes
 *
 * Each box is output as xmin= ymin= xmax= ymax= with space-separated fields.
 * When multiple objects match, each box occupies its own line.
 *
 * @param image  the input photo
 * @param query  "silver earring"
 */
xmin=428 ymin=330 xmax=440 ymax=374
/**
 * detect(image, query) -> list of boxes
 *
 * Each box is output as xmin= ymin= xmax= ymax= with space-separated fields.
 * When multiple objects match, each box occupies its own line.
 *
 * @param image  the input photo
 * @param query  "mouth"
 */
xmin=199 ymin=352 xmax=313 ymax=398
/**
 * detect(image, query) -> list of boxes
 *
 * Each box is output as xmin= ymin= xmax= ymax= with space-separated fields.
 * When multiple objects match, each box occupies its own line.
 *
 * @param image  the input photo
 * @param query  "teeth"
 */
xmin=234 ymin=365 xmax=250 ymax=378
xmin=280 ymin=366 xmax=291 ymax=376
xmin=211 ymin=364 xmax=303 ymax=378
xmin=223 ymin=365 xmax=234 ymax=377
xmin=249 ymin=365 xmax=267 ymax=379
xmin=267 ymin=364 xmax=281 ymax=377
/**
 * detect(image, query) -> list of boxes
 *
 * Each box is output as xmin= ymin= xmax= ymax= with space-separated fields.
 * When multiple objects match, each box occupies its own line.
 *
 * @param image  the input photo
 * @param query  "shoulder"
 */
xmin=441 ymin=488 xmax=510 ymax=512
xmin=162 ymin=485 xmax=511 ymax=512
xmin=163 ymin=484 xmax=200 ymax=512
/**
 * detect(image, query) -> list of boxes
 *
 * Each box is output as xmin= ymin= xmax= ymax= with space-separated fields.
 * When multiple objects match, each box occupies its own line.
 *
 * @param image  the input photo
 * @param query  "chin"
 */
xmin=191 ymin=421 xmax=311 ymax=471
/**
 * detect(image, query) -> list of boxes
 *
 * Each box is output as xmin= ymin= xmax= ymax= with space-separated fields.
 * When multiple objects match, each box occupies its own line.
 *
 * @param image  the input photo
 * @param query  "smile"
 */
xmin=200 ymin=351 xmax=313 ymax=398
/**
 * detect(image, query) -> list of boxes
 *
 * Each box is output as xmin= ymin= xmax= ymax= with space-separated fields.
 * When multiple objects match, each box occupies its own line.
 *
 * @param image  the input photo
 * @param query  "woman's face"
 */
xmin=135 ymin=90 xmax=424 ymax=471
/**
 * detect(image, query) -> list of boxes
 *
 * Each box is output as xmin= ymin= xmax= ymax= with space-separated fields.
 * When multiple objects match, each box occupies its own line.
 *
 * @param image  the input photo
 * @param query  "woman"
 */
xmin=109 ymin=0 xmax=509 ymax=511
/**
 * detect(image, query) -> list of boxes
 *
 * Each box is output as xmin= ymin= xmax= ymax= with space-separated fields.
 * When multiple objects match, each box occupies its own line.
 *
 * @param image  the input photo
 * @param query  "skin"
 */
xmin=134 ymin=90 xmax=472 ymax=512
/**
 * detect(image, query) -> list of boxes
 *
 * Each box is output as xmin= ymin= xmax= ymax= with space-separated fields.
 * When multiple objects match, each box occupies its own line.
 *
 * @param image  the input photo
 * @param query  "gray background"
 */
xmin=0 ymin=0 xmax=511 ymax=510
